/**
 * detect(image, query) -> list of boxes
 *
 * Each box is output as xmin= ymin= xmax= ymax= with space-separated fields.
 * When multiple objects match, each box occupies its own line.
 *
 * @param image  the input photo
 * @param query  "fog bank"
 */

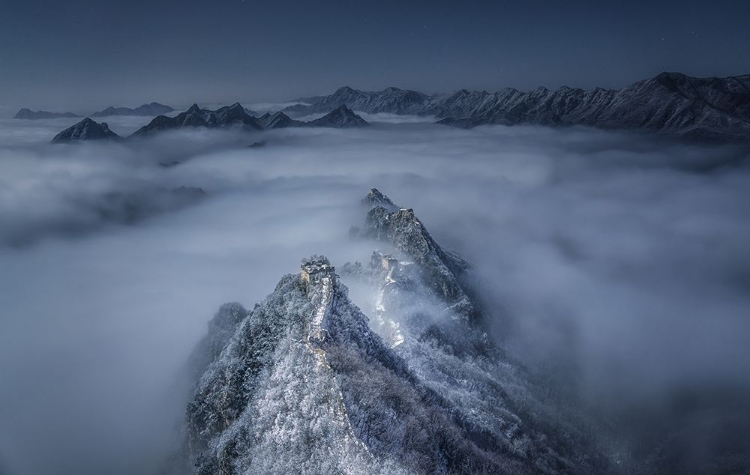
xmin=0 ymin=116 xmax=749 ymax=473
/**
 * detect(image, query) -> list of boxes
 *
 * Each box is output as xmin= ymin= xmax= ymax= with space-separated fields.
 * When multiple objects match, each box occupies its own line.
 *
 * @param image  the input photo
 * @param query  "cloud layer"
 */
xmin=0 ymin=117 xmax=749 ymax=473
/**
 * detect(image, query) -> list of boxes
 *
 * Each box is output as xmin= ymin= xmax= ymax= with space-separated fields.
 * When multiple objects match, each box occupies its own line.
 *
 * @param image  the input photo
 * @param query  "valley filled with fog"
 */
xmin=1 ymin=113 xmax=749 ymax=474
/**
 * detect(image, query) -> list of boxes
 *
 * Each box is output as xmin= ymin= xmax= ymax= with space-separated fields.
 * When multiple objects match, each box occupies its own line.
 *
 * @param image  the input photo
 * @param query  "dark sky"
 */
xmin=1 ymin=0 xmax=748 ymax=111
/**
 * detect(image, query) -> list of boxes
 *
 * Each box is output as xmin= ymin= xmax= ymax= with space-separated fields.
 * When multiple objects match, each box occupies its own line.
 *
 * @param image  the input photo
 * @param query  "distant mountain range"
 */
xmin=14 ymin=109 xmax=80 ymax=120
xmin=44 ymin=72 xmax=750 ymax=142
xmin=51 ymin=104 xmax=369 ymax=142
xmin=13 ymin=102 xmax=175 ymax=120
xmin=91 ymin=102 xmax=174 ymax=117
xmin=286 ymin=72 xmax=750 ymax=141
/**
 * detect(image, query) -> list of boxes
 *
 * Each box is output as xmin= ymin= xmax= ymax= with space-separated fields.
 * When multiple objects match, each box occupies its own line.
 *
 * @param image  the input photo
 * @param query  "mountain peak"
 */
xmin=652 ymin=71 xmax=688 ymax=86
xmin=308 ymin=105 xmax=370 ymax=128
xmin=362 ymin=188 xmax=396 ymax=209
xmin=258 ymin=110 xmax=304 ymax=129
xmin=171 ymin=185 xmax=606 ymax=474
xmin=288 ymin=85 xmax=428 ymax=115
xmin=51 ymin=117 xmax=121 ymax=143
xmin=334 ymin=85 xmax=357 ymax=94
xmin=215 ymin=102 xmax=251 ymax=119
xmin=655 ymin=71 xmax=687 ymax=81
xmin=127 ymin=101 xmax=264 ymax=136
xmin=357 ymin=190 xmax=476 ymax=320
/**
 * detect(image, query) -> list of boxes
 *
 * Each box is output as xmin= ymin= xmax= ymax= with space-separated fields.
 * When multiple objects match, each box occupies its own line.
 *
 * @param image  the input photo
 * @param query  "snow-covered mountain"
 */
xmin=286 ymin=72 xmax=750 ymax=140
xmin=353 ymin=189 xmax=477 ymax=321
xmin=308 ymin=105 xmax=370 ymax=128
xmin=91 ymin=102 xmax=174 ymax=117
xmin=172 ymin=189 xmax=605 ymax=475
xmin=434 ymin=72 xmax=750 ymax=140
xmin=51 ymin=118 xmax=121 ymax=142
xmin=14 ymin=108 xmax=80 ymax=120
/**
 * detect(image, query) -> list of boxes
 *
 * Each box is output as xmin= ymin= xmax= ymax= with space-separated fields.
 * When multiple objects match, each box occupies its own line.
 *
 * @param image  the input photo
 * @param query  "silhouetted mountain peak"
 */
xmin=334 ymin=85 xmax=357 ymax=94
xmin=655 ymin=71 xmax=687 ymax=82
xmin=308 ymin=105 xmax=369 ymax=128
xmin=51 ymin=118 xmax=121 ymax=143
xmin=258 ymin=111 xmax=304 ymax=129
xmin=185 ymin=104 xmax=203 ymax=114
xmin=128 ymin=102 xmax=263 ymax=137
xmin=14 ymin=108 xmax=80 ymax=120
xmin=91 ymin=102 xmax=174 ymax=118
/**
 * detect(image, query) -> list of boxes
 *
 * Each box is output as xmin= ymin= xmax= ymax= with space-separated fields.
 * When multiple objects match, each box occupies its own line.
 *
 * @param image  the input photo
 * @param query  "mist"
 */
xmin=1 ymin=115 xmax=749 ymax=474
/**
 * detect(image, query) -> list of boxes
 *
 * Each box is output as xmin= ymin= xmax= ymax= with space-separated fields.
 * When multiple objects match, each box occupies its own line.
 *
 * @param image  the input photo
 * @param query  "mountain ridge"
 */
xmin=50 ymin=104 xmax=370 ymax=141
xmin=131 ymin=103 xmax=264 ymax=136
xmin=45 ymin=71 xmax=750 ymax=142
xmin=13 ymin=108 xmax=80 ymax=120
xmin=91 ymin=102 xmax=174 ymax=117
xmin=284 ymin=72 xmax=750 ymax=141
xmin=172 ymin=190 xmax=607 ymax=474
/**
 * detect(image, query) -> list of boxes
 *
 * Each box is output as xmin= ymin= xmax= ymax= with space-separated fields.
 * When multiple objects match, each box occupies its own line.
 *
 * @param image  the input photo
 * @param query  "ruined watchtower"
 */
xmin=300 ymin=256 xmax=335 ymax=295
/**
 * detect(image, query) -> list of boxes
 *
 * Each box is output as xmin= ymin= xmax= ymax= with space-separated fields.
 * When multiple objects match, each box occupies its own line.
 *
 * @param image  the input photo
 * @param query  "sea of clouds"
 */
xmin=0 ymin=113 xmax=749 ymax=474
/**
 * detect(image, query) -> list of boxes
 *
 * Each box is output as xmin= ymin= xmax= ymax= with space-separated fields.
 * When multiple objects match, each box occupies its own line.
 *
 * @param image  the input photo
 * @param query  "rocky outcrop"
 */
xmin=356 ymin=189 xmax=475 ymax=320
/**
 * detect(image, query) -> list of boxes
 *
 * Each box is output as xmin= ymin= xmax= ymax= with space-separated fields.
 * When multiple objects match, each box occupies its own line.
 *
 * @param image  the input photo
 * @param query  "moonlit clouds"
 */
xmin=0 ymin=117 xmax=749 ymax=473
